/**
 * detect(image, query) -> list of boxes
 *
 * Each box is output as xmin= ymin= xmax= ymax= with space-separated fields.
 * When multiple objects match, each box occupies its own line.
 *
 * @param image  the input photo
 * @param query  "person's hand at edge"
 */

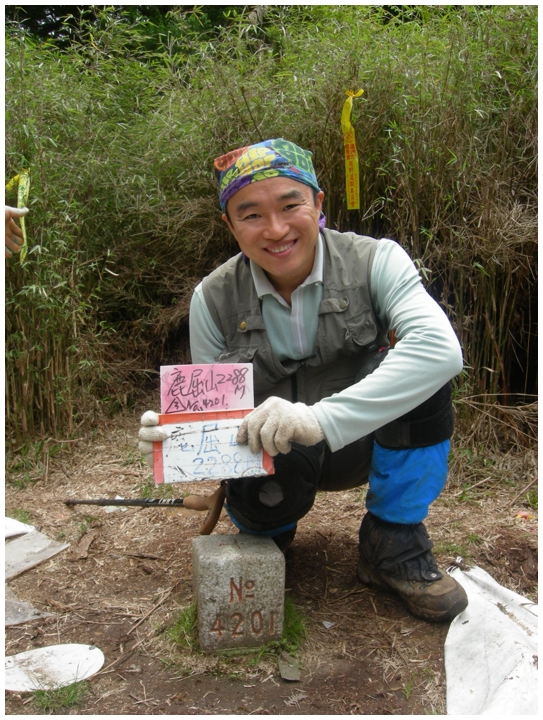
xmin=138 ymin=410 xmax=171 ymax=468
xmin=5 ymin=206 xmax=29 ymax=259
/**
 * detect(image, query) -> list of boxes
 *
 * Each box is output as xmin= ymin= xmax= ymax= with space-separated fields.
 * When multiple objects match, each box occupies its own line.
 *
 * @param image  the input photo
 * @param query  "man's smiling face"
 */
xmin=223 ymin=176 xmax=324 ymax=302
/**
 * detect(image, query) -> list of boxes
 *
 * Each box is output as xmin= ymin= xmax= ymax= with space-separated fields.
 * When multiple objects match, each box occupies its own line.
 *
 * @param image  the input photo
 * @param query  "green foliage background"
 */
xmin=5 ymin=5 xmax=537 ymax=442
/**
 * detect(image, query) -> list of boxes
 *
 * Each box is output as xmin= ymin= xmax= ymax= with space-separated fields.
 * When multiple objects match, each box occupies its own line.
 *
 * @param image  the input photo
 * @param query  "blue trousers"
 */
xmin=224 ymin=438 xmax=450 ymax=536
xmin=365 ymin=440 xmax=450 ymax=524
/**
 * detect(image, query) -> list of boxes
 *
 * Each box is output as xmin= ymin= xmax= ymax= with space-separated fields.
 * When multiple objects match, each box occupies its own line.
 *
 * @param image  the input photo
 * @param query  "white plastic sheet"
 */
xmin=5 ymin=584 xmax=53 ymax=626
xmin=5 ymin=530 xmax=70 ymax=580
xmin=445 ymin=564 xmax=538 ymax=715
xmin=5 ymin=643 xmax=105 ymax=691
xmin=5 ymin=516 xmax=35 ymax=538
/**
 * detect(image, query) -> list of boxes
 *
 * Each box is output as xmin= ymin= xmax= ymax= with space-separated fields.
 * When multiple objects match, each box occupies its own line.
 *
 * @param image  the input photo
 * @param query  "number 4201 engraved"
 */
xmin=210 ymin=610 xmax=276 ymax=639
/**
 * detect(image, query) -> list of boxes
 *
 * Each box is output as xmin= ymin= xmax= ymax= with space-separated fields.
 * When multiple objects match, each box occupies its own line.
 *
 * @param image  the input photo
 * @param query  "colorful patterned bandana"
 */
xmin=214 ymin=138 xmax=321 ymax=211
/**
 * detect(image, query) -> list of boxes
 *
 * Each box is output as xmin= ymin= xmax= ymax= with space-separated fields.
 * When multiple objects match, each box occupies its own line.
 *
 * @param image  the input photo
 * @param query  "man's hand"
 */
xmin=237 ymin=397 xmax=325 ymax=456
xmin=5 ymin=206 xmax=29 ymax=258
xmin=138 ymin=410 xmax=171 ymax=468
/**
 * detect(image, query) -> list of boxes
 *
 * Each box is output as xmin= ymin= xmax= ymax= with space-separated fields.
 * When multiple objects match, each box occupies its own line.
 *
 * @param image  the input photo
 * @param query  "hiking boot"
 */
xmin=357 ymin=555 xmax=468 ymax=622
xmin=358 ymin=511 xmax=468 ymax=622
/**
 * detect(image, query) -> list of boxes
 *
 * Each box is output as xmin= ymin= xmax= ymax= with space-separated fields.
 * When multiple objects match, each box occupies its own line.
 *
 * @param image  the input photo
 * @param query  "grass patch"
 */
xmin=32 ymin=681 xmax=89 ymax=712
xmin=525 ymin=489 xmax=538 ymax=510
xmin=403 ymin=674 xmax=415 ymax=700
xmin=76 ymin=514 xmax=99 ymax=538
xmin=8 ymin=472 xmax=39 ymax=490
xmin=248 ymin=595 xmax=307 ymax=664
xmin=167 ymin=601 xmax=198 ymax=649
xmin=355 ymin=487 xmax=368 ymax=503
xmin=7 ymin=508 xmax=32 ymax=525
xmin=434 ymin=542 xmax=468 ymax=559
xmin=158 ymin=656 xmax=196 ymax=677
xmin=282 ymin=595 xmax=306 ymax=652
xmin=138 ymin=480 xmax=176 ymax=500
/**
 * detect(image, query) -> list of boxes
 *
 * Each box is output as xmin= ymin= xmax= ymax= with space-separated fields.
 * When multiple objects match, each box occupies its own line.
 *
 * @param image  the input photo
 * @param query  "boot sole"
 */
xmin=402 ymin=594 xmax=468 ymax=623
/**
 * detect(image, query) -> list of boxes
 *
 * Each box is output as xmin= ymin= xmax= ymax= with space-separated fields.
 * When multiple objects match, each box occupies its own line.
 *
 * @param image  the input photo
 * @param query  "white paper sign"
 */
xmin=153 ymin=413 xmax=274 ymax=484
xmin=160 ymin=363 xmax=254 ymax=414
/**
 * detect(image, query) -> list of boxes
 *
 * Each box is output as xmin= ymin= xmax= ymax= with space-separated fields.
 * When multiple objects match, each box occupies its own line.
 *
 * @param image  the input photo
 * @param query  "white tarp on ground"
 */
xmin=5 ymin=516 xmax=35 ymax=538
xmin=5 ymin=516 xmax=69 ymax=625
xmin=5 ymin=584 xmax=53 ymax=626
xmin=445 ymin=564 xmax=538 ymax=715
xmin=5 ymin=644 xmax=105 ymax=691
xmin=5 ymin=530 xmax=70 ymax=580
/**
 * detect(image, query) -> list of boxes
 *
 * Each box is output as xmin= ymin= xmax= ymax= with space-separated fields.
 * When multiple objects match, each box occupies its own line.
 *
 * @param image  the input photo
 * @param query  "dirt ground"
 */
xmin=5 ymin=409 xmax=538 ymax=715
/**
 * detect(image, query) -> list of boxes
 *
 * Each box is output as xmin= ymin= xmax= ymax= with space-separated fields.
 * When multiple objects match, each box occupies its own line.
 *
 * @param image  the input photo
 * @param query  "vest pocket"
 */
xmin=343 ymin=309 xmax=378 ymax=353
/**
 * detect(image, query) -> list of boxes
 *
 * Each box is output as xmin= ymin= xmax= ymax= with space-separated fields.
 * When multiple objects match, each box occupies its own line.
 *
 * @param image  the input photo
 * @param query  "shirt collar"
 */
xmin=250 ymin=233 xmax=324 ymax=302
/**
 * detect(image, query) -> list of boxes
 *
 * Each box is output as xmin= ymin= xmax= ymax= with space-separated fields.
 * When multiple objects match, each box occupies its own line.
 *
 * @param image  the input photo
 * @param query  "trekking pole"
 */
xmin=63 ymin=498 xmax=186 ymax=509
xmin=63 ymin=486 xmax=226 ymax=534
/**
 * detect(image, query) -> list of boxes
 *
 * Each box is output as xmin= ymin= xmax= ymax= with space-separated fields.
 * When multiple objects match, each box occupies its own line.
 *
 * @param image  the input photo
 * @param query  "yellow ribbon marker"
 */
xmin=341 ymin=89 xmax=364 ymax=210
xmin=5 ymin=170 xmax=30 ymax=262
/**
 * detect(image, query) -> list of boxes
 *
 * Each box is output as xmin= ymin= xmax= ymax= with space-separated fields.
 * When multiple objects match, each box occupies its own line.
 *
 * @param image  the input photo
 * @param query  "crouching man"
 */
xmin=139 ymin=139 xmax=468 ymax=622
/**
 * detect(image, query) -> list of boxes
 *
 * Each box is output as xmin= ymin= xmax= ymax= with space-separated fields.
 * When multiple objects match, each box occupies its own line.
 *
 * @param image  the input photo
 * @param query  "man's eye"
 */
xmin=284 ymin=204 xmax=299 ymax=211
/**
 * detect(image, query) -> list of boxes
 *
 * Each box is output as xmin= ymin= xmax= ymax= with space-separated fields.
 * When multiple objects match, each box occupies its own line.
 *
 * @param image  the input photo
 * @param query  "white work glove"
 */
xmin=138 ymin=410 xmax=171 ymax=468
xmin=237 ymin=397 xmax=325 ymax=457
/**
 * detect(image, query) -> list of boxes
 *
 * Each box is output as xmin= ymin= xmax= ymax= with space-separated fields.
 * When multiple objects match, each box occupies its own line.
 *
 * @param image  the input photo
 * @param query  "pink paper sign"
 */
xmin=160 ymin=364 xmax=254 ymax=414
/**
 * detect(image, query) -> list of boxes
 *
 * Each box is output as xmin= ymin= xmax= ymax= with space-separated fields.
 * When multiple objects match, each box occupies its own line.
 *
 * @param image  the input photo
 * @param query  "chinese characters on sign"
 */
xmin=344 ymin=129 xmax=360 ymax=210
xmin=153 ymin=414 xmax=274 ymax=484
xmin=160 ymin=364 xmax=254 ymax=414
xmin=154 ymin=364 xmax=272 ymax=484
xmin=341 ymin=88 xmax=364 ymax=210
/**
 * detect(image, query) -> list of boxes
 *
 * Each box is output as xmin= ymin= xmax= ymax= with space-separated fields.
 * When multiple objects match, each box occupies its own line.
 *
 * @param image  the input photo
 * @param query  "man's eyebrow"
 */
xmin=278 ymin=189 xmax=307 ymax=201
xmin=234 ymin=189 xmax=307 ymax=215
xmin=234 ymin=200 xmax=259 ymax=214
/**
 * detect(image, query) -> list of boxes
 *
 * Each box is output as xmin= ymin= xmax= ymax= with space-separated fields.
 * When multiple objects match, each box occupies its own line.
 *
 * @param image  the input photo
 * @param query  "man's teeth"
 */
xmin=268 ymin=242 xmax=294 ymax=254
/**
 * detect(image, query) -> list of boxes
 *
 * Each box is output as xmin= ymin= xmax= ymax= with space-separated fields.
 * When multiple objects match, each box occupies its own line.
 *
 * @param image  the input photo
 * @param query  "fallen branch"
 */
xmin=507 ymin=476 xmax=538 ymax=508
xmin=74 ymin=529 xmax=99 ymax=559
xmin=452 ymin=476 xmax=494 ymax=497
xmin=126 ymin=581 xmax=181 ymax=637
xmin=95 ymin=636 xmax=148 ymax=676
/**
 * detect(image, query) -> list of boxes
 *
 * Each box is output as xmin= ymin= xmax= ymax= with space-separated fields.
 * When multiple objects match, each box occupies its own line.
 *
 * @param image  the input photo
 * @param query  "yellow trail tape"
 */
xmin=341 ymin=89 xmax=363 ymax=210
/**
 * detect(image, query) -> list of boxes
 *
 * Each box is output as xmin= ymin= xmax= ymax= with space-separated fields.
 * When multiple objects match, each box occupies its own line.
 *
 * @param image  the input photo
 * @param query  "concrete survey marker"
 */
xmin=192 ymin=535 xmax=285 ymax=652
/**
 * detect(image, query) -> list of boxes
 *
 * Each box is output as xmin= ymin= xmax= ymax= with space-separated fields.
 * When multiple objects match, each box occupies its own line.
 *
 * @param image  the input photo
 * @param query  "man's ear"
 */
xmin=315 ymin=190 xmax=325 ymax=214
xmin=221 ymin=213 xmax=234 ymax=234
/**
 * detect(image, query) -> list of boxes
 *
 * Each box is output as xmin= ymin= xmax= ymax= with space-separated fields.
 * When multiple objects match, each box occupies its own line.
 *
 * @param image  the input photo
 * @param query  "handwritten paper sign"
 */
xmin=153 ymin=410 xmax=274 ymax=484
xmin=160 ymin=364 xmax=254 ymax=414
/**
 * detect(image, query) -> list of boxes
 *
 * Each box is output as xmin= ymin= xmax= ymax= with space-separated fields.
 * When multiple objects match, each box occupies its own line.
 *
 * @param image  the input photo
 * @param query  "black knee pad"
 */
xmin=225 ymin=443 xmax=321 ymax=533
xmin=356 ymin=348 xmax=454 ymax=449
xmin=375 ymin=382 xmax=454 ymax=449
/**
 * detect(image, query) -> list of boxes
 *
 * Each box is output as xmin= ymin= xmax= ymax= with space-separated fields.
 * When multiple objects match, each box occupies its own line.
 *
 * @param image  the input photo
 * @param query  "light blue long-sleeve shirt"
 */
xmin=189 ymin=235 xmax=463 ymax=453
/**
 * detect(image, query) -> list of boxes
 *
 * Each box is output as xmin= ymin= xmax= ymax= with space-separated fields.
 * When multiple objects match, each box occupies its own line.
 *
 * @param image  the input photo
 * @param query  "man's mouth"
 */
xmin=266 ymin=240 xmax=296 ymax=254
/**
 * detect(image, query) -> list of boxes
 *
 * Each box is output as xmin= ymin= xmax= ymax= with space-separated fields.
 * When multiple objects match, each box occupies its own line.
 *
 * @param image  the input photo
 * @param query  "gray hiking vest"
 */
xmin=201 ymin=228 xmax=389 ymax=406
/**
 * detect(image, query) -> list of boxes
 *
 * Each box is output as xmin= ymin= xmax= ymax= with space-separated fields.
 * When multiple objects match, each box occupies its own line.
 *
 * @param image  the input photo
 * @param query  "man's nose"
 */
xmin=262 ymin=213 xmax=288 ymax=240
